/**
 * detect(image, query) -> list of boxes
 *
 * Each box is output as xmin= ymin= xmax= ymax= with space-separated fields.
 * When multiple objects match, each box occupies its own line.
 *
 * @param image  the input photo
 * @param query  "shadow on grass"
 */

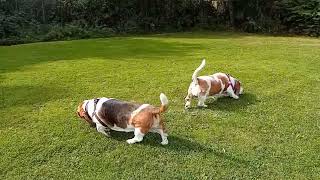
xmin=109 ymin=131 xmax=252 ymax=166
xmin=186 ymin=93 xmax=258 ymax=112
xmin=0 ymin=85 xmax=70 ymax=109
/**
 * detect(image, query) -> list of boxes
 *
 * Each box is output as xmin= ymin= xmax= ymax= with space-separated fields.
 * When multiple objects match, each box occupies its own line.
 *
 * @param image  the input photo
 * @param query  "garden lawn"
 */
xmin=0 ymin=32 xmax=319 ymax=179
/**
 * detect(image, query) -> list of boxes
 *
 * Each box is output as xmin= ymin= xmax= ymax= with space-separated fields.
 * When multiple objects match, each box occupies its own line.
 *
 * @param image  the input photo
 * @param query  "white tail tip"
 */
xmin=160 ymin=93 xmax=168 ymax=105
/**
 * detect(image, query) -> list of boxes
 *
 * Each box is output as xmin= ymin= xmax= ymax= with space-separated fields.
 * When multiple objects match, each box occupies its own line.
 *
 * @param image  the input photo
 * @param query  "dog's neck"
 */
xmin=82 ymin=99 xmax=95 ymax=117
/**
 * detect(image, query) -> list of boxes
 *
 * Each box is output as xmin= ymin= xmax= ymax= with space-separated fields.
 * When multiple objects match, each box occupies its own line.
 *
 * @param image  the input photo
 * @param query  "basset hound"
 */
xmin=185 ymin=59 xmax=243 ymax=108
xmin=77 ymin=93 xmax=169 ymax=145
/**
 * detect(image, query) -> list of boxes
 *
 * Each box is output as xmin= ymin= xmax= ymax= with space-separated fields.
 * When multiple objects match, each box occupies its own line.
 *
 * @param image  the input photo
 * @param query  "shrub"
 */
xmin=277 ymin=0 xmax=320 ymax=36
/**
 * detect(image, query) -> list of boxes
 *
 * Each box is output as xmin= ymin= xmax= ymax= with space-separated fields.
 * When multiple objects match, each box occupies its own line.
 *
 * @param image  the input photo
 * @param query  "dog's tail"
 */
xmin=159 ymin=93 xmax=169 ymax=113
xmin=192 ymin=59 xmax=206 ymax=85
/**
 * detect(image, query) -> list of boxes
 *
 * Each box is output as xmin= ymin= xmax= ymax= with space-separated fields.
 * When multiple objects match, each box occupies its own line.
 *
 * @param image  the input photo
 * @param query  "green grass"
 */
xmin=0 ymin=31 xmax=319 ymax=179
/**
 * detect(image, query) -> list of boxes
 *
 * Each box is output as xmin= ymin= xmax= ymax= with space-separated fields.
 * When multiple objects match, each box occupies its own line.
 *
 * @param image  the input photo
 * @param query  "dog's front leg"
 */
xmin=96 ymin=124 xmax=111 ymax=137
xmin=185 ymin=95 xmax=192 ymax=109
xmin=226 ymin=87 xmax=239 ymax=99
xmin=185 ymin=85 xmax=193 ymax=109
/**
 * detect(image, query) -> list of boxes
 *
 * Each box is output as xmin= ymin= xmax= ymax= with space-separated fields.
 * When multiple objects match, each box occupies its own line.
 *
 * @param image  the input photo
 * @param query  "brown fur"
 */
xmin=197 ymin=78 xmax=209 ymax=96
xmin=197 ymin=76 xmax=230 ymax=96
xmin=131 ymin=109 xmax=155 ymax=134
xmin=129 ymin=106 xmax=165 ymax=134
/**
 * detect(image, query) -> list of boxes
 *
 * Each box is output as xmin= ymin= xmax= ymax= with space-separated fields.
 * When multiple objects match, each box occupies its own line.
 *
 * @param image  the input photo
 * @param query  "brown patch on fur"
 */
xmin=132 ymin=110 xmax=154 ymax=134
xmin=217 ymin=75 xmax=229 ymax=91
xmin=209 ymin=79 xmax=222 ymax=95
xmin=131 ymin=107 xmax=164 ymax=134
xmin=159 ymin=105 xmax=167 ymax=113
xmin=153 ymin=105 xmax=167 ymax=114
xmin=198 ymin=76 xmax=229 ymax=96
xmin=234 ymin=81 xmax=241 ymax=95
xmin=197 ymin=78 xmax=209 ymax=96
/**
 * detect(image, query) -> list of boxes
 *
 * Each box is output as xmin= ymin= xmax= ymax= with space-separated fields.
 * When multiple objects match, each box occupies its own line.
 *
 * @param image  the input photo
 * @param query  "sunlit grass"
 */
xmin=0 ymin=31 xmax=319 ymax=179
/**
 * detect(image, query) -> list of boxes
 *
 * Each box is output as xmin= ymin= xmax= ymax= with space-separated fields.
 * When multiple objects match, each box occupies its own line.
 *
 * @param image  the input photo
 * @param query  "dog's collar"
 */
xmin=87 ymin=98 xmax=109 ymax=128
xmin=225 ymin=74 xmax=237 ymax=93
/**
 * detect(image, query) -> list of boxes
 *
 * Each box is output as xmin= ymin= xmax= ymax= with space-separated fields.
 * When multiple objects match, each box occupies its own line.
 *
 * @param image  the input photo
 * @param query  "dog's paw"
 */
xmin=198 ymin=104 xmax=207 ymax=108
xmin=185 ymin=102 xmax=191 ymax=109
xmin=233 ymin=96 xmax=239 ymax=100
xmin=103 ymin=131 xmax=111 ymax=137
xmin=126 ymin=139 xmax=136 ymax=144
xmin=161 ymin=139 xmax=168 ymax=145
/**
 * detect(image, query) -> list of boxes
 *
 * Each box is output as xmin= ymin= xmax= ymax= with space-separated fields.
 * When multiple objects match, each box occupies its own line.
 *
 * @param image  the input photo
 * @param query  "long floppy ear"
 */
xmin=76 ymin=103 xmax=84 ymax=117
xmin=234 ymin=81 xmax=241 ymax=95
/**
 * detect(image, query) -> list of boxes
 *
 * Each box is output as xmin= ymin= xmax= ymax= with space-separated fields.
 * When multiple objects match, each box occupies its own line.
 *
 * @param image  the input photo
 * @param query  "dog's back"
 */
xmin=98 ymin=99 xmax=140 ymax=128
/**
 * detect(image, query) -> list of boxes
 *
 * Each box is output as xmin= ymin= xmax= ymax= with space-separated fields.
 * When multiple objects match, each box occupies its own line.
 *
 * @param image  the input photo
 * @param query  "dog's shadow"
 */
xmin=109 ymin=132 xmax=252 ymax=166
xmin=188 ymin=93 xmax=258 ymax=112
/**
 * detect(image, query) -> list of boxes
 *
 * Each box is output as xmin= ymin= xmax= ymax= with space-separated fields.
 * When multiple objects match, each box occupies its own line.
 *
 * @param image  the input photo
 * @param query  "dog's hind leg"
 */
xmin=127 ymin=128 xmax=145 ymax=144
xmin=158 ymin=128 xmax=168 ymax=145
xmin=150 ymin=128 xmax=168 ymax=145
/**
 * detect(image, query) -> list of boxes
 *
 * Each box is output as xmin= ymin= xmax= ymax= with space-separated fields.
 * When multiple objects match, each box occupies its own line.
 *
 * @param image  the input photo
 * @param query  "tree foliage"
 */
xmin=277 ymin=0 xmax=320 ymax=36
xmin=0 ymin=0 xmax=319 ymax=44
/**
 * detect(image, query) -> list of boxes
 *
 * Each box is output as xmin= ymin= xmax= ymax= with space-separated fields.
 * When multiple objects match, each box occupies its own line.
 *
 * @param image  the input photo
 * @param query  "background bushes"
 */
xmin=0 ymin=0 xmax=319 ymax=45
xmin=277 ymin=0 xmax=320 ymax=36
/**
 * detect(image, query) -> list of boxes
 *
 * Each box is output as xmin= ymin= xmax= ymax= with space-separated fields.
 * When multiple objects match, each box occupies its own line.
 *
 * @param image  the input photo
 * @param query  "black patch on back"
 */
xmin=98 ymin=99 xmax=140 ymax=128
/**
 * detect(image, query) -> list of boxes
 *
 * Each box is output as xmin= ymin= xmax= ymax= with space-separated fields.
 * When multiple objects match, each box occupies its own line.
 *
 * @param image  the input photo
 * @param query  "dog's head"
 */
xmin=234 ymin=80 xmax=243 ymax=95
xmin=76 ymin=101 xmax=96 ymax=127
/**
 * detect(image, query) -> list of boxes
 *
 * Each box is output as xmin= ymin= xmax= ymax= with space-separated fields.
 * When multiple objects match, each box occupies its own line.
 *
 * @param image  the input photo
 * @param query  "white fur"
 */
xmin=110 ymin=124 xmax=135 ymax=132
xmin=192 ymin=59 xmax=206 ymax=84
xmin=160 ymin=93 xmax=168 ymax=106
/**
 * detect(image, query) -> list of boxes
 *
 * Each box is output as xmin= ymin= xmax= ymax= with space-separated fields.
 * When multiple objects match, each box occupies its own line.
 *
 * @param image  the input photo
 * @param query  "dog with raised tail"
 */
xmin=77 ymin=93 xmax=169 ymax=145
xmin=185 ymin=59 xmax=243 ymax=109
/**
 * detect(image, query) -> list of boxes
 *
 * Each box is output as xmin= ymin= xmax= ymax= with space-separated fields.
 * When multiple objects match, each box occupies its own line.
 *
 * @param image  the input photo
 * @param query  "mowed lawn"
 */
xmin=0 ymin=32 xmax=319 ymax=179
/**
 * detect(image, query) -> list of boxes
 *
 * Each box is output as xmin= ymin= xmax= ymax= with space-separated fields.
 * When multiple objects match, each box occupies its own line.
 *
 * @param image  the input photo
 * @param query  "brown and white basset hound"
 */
xmin=185 ymin=59 xmax=243 ymax=108
xmin=76 ymin=93 xmax=169 ymax=145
